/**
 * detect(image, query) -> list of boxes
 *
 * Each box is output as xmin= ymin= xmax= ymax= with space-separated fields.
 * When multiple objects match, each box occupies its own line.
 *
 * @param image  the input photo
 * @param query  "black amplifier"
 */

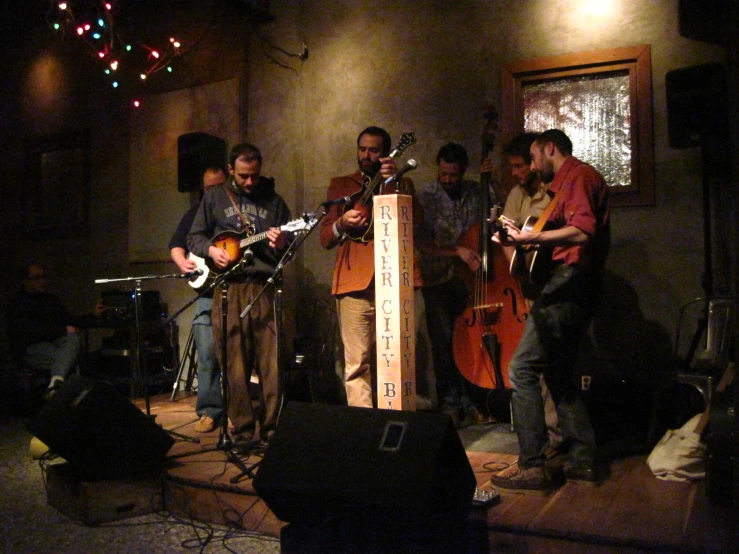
xmin=99 ymin=289 xmax=163 ymax=322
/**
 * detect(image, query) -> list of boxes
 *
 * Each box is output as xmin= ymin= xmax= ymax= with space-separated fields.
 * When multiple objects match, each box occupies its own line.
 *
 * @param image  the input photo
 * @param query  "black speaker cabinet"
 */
xmin=177 ymin=132 xmax=226 ymax=192
xmin=28 ymin=377 xmax=175 ymax=481
xmin=253 ymin=403 xmax=476 ymax=525
xmin=99 ymin=288 xmax=163 ymax=321
xmin=666 ymin=63 xmax=727 ymax=149
xmin=678 ymin=0 xmax=728 ymax=46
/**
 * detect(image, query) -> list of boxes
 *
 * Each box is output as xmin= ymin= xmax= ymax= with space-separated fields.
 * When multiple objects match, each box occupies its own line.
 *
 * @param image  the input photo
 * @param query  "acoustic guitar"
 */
xmin=508 ymin=215 xmax=556 ymax=300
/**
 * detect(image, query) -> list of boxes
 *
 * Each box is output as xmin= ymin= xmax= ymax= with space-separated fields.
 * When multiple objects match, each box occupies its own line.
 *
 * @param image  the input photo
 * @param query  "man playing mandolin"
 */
xmin=187 ymin=143 xmax=291 ymax=452
xmin=319 ymin=126 xmax=417 ymax=408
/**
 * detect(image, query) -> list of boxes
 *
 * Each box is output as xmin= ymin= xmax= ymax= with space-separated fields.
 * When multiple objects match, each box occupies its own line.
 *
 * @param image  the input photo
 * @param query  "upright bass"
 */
xmin=452 ymin=106 xmax=528 ymax=390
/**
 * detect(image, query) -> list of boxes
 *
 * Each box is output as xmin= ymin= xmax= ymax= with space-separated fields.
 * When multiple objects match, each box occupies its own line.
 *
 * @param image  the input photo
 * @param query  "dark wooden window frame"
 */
xmin=502 ymin=44 xmax=654 ymax=207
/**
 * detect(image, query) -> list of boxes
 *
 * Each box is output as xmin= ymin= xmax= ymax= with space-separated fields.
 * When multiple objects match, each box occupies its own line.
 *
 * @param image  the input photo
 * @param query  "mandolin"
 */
xmin=344 ymin=132 xmax=416 ymax=242
xmin=187 ymin=218 xmax=308 ymax=291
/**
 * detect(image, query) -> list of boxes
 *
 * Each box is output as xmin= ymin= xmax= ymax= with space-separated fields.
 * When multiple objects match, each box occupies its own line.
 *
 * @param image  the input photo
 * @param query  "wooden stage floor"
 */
xmin=143 ymin=393 xmax=737 ymax=553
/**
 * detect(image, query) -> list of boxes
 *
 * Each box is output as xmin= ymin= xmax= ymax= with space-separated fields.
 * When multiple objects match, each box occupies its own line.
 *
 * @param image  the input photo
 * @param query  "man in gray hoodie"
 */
xmin=188 ymin=143 xmax=292 ymax=452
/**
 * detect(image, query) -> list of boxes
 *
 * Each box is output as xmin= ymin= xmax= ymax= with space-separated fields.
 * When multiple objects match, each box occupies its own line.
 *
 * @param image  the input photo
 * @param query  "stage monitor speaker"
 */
xmin=177 ymin=132 xmax=226 ymax=192
xmin=27 ymin=377 xmax=175 ymax=481
xmin=253 ymin=402 xmax=476 ymax=525
xmin=666 ymin=63 xmax=727 ymax=149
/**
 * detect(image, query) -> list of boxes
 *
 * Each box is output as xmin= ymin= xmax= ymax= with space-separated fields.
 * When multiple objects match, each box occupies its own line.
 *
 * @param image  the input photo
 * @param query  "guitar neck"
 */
xmin=357 ymin=148 xmax=405 ymax=206
xmin=238 ymin=230 xmax=270 ymax=249
xmin=237 ymin=220 xmax=302 ymax=249
xmin=358 ymin=173 xmax=381 ymax=206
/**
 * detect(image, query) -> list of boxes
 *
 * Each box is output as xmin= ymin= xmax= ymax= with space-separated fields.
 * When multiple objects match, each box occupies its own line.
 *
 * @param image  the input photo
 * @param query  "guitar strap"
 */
xmin=224 ymin=187 xmax=253 ymax=232
xmin=221 ymin=188 xmax=256 ymax=281
xmin=529 ymin=185 xmax=565 ymax=233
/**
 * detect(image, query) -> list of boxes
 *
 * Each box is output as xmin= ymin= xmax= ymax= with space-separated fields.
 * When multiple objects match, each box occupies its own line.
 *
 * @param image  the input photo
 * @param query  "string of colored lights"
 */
xmin=46 ymin=1 xmax=184 ymax=107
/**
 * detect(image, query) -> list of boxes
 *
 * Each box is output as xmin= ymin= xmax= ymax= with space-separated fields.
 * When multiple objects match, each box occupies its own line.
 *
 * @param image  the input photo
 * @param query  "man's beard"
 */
xmin=519 ymin=171 xmax=537 ymax=189
xmin=440 ymin=179 xmax=462 ymax=199
xmin=358 ymin=158 xmax=381 ymax=177
xmin=538 ymin=169 xmax=555 ymax=184
xmin=537 ymin=160 xmax=555 ymax=184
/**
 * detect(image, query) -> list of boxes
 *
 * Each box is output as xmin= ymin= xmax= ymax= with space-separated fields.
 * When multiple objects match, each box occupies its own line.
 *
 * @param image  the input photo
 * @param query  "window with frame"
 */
xmin=502 ymin=45 xmax=654 ymax=207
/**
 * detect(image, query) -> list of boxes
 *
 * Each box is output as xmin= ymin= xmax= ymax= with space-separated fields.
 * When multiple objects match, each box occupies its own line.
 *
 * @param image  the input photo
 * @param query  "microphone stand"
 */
xmin=93 ymin=272 xmax=202 ymax=443
xmin=166 ymin=252 xmax=266 ymax=482
xmin=228 ymin=211 xmax=321 ymax=484
xmin=238 ymin=211 xmax=320 ymax=322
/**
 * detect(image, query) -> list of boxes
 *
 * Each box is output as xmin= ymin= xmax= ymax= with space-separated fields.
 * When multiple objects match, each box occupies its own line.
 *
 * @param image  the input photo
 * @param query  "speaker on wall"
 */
xmin=666 ymin=63 xmax=727 ymax=150
xmin=27 ymin=377 xmax=175 ymax=481
xmin=177 ymin=132 xmax=227 ymax=192
xmin=678 ymin=0 xmax=728 ymax=46
xmin=253 ymin=402 xmax=476 ymax=525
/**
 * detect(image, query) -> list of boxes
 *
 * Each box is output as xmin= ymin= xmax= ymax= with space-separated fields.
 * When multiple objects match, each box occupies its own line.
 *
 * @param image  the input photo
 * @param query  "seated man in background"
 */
xmin=6 ymin=264 xmax=82 ymax=397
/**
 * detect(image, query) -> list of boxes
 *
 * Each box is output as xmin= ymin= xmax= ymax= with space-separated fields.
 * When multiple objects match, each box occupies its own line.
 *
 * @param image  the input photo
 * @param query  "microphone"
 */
xmin=182 ymin=269 xmax=204 ymax=278
xmin=242 ymin=248 xmax=255 ymax=264
xmin=385 ymin=159 xmax=417 ymax=185
xmin=322 ymin=196 xmax=352 ymax=207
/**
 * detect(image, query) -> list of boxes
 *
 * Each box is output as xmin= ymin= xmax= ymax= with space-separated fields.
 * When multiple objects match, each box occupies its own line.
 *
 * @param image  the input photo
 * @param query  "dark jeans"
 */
xmin=422 ymin=277 xmax=474 ymax=415
xmin=509 ymin=265 xmax=601 ymax=469
xmin=23 ymin=333 xmax=81 ymax=380
xmin=192 ymin=297 xmax=223 ymax=420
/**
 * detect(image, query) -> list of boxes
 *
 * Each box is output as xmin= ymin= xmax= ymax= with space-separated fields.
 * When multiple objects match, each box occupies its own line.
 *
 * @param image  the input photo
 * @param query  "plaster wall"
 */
xmin=0 ymin=1 xmax=729 ymax=404
xmin=245 ymin=0 xmax=726 ymax=386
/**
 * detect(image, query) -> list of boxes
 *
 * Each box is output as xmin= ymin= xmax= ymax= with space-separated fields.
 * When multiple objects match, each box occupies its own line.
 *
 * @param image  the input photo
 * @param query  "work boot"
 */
xmin=194 ymin=415 xmax=217 ymax=433
xmin=490 ymin=465 xmax=558 ymax=496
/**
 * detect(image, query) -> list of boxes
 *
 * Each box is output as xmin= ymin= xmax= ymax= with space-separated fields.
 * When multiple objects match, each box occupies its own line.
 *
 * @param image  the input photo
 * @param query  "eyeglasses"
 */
xmin=26 ymin=275 xmax=47 ymax=281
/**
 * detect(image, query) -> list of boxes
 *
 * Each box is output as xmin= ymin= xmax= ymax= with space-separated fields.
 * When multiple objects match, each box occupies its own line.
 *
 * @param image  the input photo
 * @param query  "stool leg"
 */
xmin=184 ymin=346 xmax=198 ymax=391
xmin=170 ymin=327 xmax=198 ymax=401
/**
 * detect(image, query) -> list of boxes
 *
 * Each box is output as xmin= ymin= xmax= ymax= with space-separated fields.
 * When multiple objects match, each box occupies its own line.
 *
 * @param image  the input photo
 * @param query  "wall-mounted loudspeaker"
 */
xmin=666 ymin=63 xmax=727 ymax=150
xmin=177 ymin=132 xmax=226 ymax=192
xmin=253 ymin=402 xmax=476 ymax=526
xmin=27 ymin=377 xmax=175 ymax=480
xmin=678 ymin=0 xmax=728 ymax=47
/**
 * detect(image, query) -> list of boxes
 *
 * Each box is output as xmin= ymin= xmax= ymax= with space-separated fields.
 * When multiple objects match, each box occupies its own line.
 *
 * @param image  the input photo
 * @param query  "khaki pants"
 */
xmin=211 ymin=281 xmax=278 ymax=441
xmin=336 ymin=290 xmax=375 ymax=408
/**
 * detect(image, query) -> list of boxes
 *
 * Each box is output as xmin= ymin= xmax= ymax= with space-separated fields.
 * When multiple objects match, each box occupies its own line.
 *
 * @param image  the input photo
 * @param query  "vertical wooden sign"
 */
xmin=374 ymin=194 xmax=416 ymax=411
